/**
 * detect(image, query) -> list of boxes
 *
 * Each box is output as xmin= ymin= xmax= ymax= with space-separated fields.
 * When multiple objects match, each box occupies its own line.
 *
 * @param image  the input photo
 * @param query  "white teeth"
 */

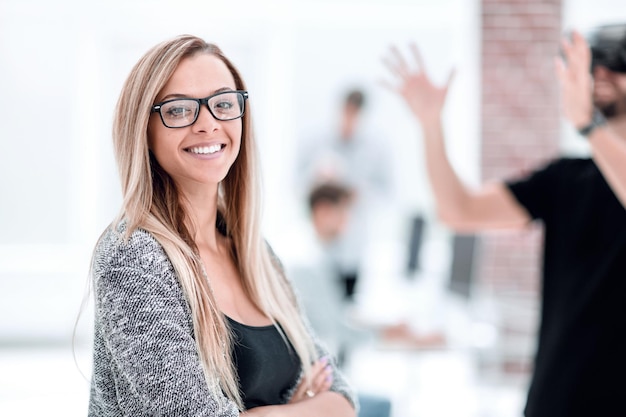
xmin=189 ymin=144 xmax=222 ymax=154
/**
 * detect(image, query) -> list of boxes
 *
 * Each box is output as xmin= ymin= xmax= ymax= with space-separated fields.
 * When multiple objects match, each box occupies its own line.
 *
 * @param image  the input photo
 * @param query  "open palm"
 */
xmin=554 ymin=30 xmax=594 ymax=128
xmin=382 ymin=43 xmax=454 ymax=124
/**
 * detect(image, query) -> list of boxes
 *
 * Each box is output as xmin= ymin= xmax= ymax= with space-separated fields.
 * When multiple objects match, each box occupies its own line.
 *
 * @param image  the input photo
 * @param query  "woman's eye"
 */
xmin=166 ymin=106 xmax=192 ymax=118
xmin=215 ymin=100 xmax=234 ymax=111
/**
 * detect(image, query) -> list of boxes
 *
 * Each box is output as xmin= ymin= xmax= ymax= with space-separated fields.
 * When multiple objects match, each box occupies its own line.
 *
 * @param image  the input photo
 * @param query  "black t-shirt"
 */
xmin=227 ymin=316 xmax=301 ymax=409
xmin=507 ymin=157 xmax=626 ymax=417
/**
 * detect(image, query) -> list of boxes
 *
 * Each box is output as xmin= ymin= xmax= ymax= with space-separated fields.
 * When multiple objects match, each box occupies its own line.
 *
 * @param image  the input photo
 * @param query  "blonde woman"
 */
xmin=88 ymin=34 xmax=357 ymax=417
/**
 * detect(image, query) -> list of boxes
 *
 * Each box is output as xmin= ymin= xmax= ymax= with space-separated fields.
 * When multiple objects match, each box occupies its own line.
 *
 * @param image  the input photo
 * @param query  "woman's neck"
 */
xmin=179 ymin=185 xmax=221 ymax=250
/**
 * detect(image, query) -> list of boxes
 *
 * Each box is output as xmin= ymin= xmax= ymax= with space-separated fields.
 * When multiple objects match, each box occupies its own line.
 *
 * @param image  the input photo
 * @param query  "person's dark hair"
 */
xmin=308 ymin=182 xmax=353 ymax=211
xmin=587 ymin=23 xmax=626 ymax=73
xmin=344 ymin=89 xmax=365 ymax=109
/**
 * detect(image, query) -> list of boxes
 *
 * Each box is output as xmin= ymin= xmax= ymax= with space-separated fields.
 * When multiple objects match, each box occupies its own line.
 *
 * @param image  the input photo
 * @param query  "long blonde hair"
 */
xmin=108 ymin=34 xmax=316 ymax=409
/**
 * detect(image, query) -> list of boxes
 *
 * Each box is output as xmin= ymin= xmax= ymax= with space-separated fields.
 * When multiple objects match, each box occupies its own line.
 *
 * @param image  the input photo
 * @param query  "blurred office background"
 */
xmin=1 ymin=0 xmax=625 ymax=416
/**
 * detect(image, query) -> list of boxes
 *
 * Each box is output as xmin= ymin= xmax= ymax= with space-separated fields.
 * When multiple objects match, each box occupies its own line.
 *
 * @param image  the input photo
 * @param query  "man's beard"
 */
xmin=596 ymin=96 xmax=626 ymax=119
xmin=598 ymin=102 xmax=618 ymax=118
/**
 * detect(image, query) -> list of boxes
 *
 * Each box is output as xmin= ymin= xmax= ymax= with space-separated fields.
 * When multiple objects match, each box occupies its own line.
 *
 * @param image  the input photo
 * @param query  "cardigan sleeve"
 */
xmin=89 ymin=227 xmax=239 ymax=417
xmin=314 ymin=332 xmax=360 ymax=412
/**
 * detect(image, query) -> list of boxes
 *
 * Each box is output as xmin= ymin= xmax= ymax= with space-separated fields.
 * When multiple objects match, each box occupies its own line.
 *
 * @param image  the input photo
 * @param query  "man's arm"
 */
xmin=382 ymin=44 xmax=531 ymax=232
xmin=556 ymin=30 xmax=626 ymax=208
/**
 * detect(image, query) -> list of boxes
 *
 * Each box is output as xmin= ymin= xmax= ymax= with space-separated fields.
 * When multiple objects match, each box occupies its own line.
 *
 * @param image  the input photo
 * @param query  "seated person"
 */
xmin=290 ymin=181 xmax=446 ymax=417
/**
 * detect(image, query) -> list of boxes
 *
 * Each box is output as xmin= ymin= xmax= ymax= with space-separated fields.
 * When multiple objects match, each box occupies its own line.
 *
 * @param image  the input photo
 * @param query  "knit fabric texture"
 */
xmin=88 ymin=223 xmax=357 ymax=416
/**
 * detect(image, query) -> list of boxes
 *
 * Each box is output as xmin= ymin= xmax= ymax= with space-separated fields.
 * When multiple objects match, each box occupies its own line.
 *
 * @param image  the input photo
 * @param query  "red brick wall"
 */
xmin=479 ymin=0 xmax=563 ymax=296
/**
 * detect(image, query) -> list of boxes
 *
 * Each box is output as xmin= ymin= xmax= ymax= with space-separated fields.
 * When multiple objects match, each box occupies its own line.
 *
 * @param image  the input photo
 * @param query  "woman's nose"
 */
xmin=192 ymin=105 xmax=220 ymax=132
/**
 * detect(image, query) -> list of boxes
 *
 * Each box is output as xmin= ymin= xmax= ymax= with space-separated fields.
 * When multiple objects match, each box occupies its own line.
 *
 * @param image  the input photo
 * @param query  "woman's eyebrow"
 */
xmin=158 ymin=87 xmax=236 ymax=102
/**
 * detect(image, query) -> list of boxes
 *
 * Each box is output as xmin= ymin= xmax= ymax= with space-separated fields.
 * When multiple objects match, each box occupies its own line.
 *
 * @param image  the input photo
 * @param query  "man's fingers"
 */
xmin=560 ymin=35 xmax=573 ymax=63
xmin=388 ymin=45 xmax=411 ymax=78
xmin=571 ymin=30 xmax=591 ymax=61
xmin=561 ymin=30 xmax=591 ymax=77
xmin=409 ymin=42 xmax=426 ymax=75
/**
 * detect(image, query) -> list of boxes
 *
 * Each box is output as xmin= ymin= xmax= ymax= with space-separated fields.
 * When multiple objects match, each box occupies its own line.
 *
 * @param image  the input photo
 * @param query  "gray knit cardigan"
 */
xmin=88 ymin=224 xmax=357 ymax=416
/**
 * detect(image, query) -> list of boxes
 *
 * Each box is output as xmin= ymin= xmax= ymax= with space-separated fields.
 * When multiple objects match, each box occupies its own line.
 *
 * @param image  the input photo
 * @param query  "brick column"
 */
xmin=479 ymin=0 xmax=562 ymax=296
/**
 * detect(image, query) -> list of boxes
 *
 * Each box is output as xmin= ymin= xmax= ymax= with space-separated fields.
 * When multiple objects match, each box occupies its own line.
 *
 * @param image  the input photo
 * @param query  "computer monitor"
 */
xmin=406 ymin=215 xmax=425 ymax=277
xmin=448 ymin=233 xmax=478 ymax=299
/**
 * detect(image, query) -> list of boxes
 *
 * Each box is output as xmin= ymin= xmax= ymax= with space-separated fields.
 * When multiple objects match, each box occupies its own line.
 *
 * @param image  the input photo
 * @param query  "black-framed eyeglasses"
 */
xmin=151 ymin=90 xmax=249 ymax=128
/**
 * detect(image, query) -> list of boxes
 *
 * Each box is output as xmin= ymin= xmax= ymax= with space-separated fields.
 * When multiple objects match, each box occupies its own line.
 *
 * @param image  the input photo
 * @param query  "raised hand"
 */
xmin=554 ymin=30 xmax=594 ymax=129
xmin=381 ymin=43 xmax=455 ymax=125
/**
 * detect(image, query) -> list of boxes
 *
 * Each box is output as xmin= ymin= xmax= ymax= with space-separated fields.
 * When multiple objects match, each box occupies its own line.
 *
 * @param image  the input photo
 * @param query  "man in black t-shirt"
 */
xmin=383 ymin=24 xmax=626 ymax=417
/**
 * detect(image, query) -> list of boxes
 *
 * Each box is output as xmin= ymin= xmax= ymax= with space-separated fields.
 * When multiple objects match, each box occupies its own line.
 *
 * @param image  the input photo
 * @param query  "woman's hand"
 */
xmin=381 ymin=43 xmax=455 ymax=125
xmin=288 ymin=356 xmax=333 ymax=404
xmin=241 ymin=357 xmax=334 ymax=416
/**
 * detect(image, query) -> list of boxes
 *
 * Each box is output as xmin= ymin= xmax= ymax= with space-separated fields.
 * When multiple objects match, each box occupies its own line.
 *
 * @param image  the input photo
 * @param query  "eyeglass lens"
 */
xmin=160 ymin=92 xmax=244 ymax=127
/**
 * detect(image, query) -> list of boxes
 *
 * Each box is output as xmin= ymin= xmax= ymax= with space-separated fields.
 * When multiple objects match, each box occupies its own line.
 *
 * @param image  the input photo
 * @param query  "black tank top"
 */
xmin=227 ymin=316 xmax=301 ymax=409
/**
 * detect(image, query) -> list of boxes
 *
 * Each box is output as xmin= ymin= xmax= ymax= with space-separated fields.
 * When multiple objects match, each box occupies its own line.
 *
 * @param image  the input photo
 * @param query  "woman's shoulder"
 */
xmin=93 ymin=220 xmax=169 ymax=273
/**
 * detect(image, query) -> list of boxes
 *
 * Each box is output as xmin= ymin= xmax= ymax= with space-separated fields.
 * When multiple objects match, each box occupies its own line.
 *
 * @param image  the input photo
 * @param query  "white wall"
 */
xmin=0 ymin=0 xmax=481 ymax=344
xmin=2 ymin=0 xmax=624 ymax=344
